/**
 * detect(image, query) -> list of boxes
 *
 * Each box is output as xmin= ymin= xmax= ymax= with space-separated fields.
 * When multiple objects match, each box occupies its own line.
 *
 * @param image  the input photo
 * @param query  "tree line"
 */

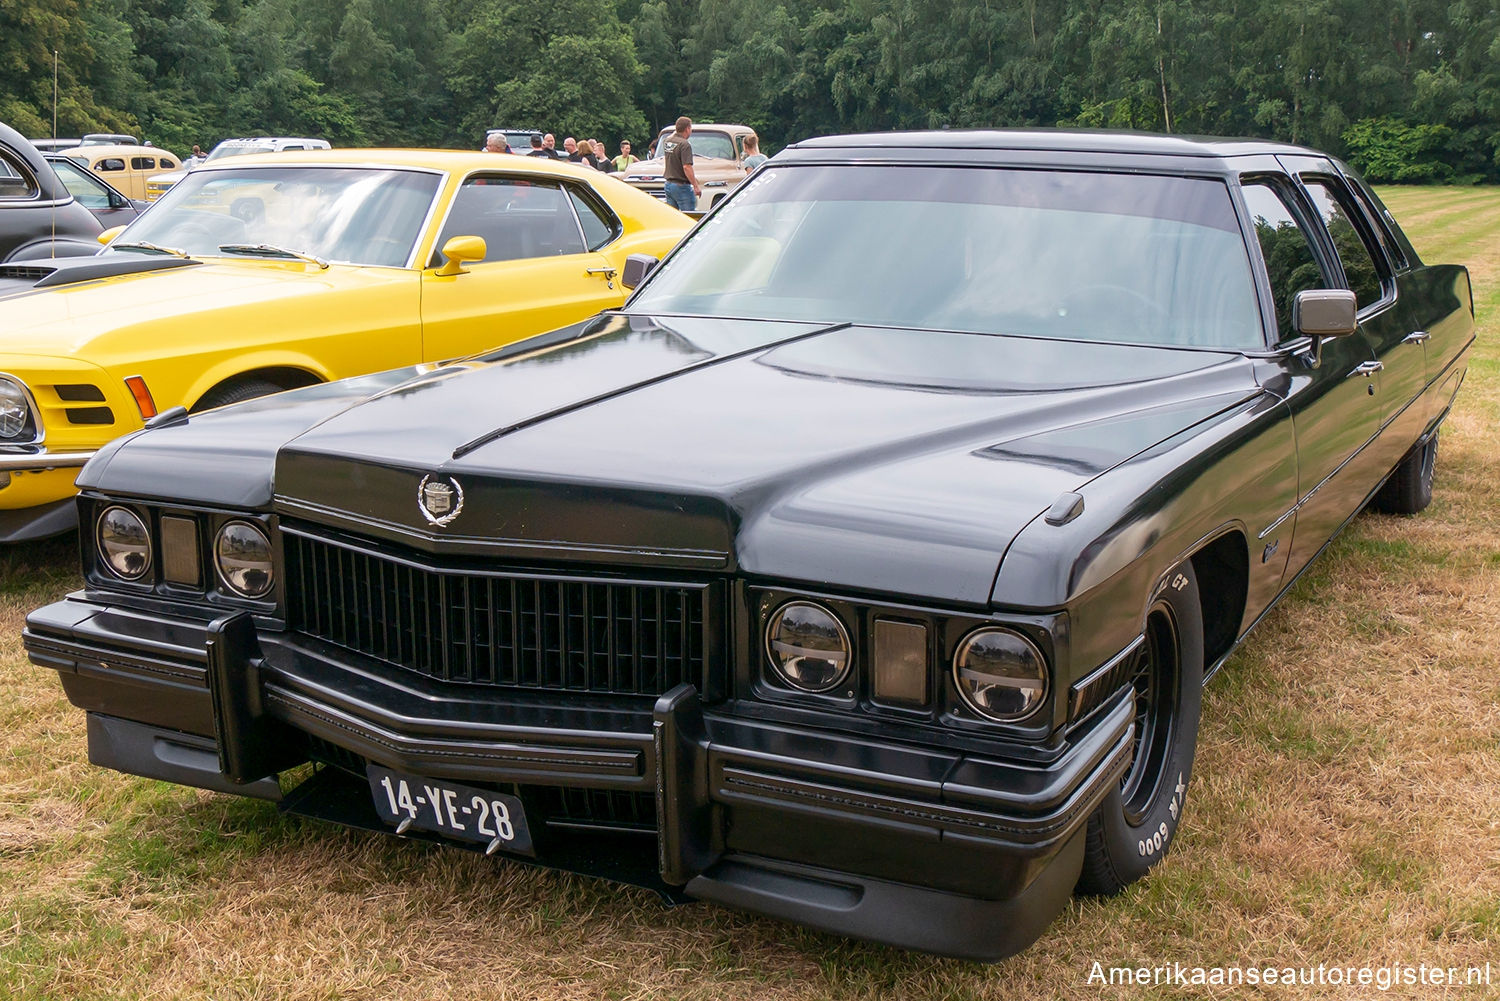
xmin=2 ymin=0 xmax=1497 ymax=183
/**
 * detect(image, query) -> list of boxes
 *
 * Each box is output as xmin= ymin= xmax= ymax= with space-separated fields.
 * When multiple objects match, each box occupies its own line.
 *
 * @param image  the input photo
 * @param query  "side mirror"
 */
xmin=1293 ymin=289 xmax=1358 ymax=368
xmin=97 ymin=225 xmax=126 ymax=246
xmin=1293 ymin=288 xmax=1358 ymax=338
xmin=433 ymin=235 xmax=486 ymax=276
xmin=621 ymin=253 xmax=658 ymax=290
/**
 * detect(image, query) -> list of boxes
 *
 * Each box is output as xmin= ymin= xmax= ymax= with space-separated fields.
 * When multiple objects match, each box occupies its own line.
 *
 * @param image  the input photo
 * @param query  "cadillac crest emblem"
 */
xmin=417 ymin=474 xmax=464 ymax=527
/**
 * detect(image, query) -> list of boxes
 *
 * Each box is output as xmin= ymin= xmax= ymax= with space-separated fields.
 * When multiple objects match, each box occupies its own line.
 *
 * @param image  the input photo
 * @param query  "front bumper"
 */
xmin=1 ymin=451 xmax=96 ymax=540
xmin=27 ymin=594 xmax=1134 ymax=959
xmin=0 ymin=448 xmax=97 ymax=472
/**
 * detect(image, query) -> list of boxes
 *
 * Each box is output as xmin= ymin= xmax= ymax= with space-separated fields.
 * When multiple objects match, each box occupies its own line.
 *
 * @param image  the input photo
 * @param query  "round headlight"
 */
xmin=0 ymin=378 xmax=34 ymax=441
xmin=96 ymin=506 xmax=152 ymax=580
xmin=215 ymin=521 xmax=274 ymax=598
xmin=764 ymin=601 xmax=852 ymax=693
xmin=953 ymin=628 xmax=1048 ymax=722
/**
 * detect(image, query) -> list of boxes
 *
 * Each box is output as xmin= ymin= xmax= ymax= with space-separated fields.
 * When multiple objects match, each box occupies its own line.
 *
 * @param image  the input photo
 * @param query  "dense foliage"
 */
xmin=3 ymin=0 xmax=1499 ymax=180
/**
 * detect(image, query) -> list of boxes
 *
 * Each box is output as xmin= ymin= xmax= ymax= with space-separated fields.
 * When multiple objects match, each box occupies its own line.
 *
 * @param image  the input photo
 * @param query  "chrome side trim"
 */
xmin=0 ymin=449 xmax=96 ymax=471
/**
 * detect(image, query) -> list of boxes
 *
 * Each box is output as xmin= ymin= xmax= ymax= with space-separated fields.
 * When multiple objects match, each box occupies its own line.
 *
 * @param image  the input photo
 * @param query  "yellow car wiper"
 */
xmin=111 ymin=240 xmax=189 ymax=258
xmin=218 ymin=243 xmax=330 ymax=270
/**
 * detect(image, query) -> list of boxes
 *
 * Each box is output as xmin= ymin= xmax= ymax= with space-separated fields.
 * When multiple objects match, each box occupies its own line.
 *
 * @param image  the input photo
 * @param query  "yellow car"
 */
xmin=0 ymin=149 xmax=691 ymax=541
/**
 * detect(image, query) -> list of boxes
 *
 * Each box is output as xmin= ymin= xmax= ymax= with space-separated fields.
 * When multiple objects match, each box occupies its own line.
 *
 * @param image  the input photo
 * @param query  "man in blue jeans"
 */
xmin=661 ymin=117 xmax=700 ymax=212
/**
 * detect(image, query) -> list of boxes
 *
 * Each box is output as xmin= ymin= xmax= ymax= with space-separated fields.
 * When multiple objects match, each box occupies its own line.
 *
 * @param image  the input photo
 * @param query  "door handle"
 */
xmin=1403 ymin=330 xmax=1431 ymax=345
xmin=1347 ymin=360 xmax=1384 ymax=378
xmin=584 ymin=266 xmax=617 ymax=290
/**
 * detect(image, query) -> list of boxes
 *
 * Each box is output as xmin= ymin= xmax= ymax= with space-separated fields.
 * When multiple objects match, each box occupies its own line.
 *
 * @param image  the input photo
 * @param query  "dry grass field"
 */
xmin=1 ymin=186 xmax=1497 ymax=1000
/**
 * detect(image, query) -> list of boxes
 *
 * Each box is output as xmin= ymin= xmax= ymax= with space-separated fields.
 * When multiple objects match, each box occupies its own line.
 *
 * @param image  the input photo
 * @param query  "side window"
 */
xmin=50 ymin=160 xmax=108 ymax=209
xmin=160 ymin=158 xmax=177 ymax=168
xmin=1241 ymin=182 xmax=1331 ymax=343
xmin=0 ymin=152 xmax=39 ymax=198
xmin=565 ymin=186 xmax=620 ymax=251
xmin=130 ymin=157 xmax=156 ymax=170
xmin=433 ymin=176 xmax=586 ymax=264
xmin=1302 ymin=179 xmax=1385 ymax=310
xmin=96 ymin=158 xmax=125 ymax=172
xmin=1342 ymin=179 xmax=1408 ymax=271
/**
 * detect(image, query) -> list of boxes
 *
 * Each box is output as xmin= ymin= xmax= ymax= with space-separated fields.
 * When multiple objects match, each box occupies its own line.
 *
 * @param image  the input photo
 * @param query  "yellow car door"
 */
xmin=419 ymin=173 xmax=625 ymax=362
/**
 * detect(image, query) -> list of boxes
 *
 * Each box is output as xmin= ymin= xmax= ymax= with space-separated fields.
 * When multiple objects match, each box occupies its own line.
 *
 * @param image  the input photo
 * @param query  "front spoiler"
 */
xmin=27 ymin=594 xmax=1134 ymax=959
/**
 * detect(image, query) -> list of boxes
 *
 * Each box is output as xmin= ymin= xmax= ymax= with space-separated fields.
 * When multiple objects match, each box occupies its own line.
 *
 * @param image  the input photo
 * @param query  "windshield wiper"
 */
xmin=111 ymin=241 xmax=189 ymax=258
xmin=217 ymin=243 xmax=330 ymax=270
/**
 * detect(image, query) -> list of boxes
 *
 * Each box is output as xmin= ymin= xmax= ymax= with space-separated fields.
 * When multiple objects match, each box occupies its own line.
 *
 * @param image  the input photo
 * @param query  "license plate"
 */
xmin=367 ymin=765 xmax=535 ymax=856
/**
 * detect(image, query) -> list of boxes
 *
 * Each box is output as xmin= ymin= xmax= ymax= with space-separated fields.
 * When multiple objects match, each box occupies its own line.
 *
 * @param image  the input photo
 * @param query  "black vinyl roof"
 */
xmin=787 ymin=128 xmax=1317 ymax=159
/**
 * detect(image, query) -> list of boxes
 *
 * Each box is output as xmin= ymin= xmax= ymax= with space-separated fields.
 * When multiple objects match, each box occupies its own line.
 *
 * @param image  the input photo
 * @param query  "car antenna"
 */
xmin=51 ymin=50 xmax=58 ymax=260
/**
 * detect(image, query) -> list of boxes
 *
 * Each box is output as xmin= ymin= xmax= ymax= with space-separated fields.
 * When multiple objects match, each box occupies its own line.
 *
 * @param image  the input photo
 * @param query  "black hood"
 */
xmin=263 ymin=313 xmax=1260 ymax=605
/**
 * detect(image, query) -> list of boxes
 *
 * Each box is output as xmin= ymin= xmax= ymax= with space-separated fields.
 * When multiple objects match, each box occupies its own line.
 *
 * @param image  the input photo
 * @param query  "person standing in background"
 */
xmin=590 ymin=139 xmax=612 ymax=171
xmin=612 ymin=140 xmax=638 ymax=172
xmin=186 ymin=144 xmax=208 ymax=168
xmin=741 ymin=133 xmax=767 ymax=173
xmin=662 ymin=116 xmax=699 ymax=212
xmin=484 ymin=132 xmax=510 ymax=153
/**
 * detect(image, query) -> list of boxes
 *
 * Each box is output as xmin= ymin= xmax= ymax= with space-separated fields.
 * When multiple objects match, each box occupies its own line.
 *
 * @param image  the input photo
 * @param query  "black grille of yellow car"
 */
xmin=283 ymin=533 xmax=710 ymax=696
xmin=64 ymin=406 xmax=113 ymax=425
xmin=54 ymin=384 xmax=106 ymax=402
xmin=0 ymin=265 xmax=53 ymax=282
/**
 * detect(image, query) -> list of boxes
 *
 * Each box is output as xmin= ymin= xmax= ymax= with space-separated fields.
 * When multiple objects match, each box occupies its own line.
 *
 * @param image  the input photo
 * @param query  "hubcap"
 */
xmin=1121 ymin=605 xmax=1180 ymax=826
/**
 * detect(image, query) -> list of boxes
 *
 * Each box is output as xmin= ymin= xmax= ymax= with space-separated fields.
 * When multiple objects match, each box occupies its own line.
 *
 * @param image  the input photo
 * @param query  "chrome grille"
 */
xmin=283 ymin=532 xmax=711 ymax=696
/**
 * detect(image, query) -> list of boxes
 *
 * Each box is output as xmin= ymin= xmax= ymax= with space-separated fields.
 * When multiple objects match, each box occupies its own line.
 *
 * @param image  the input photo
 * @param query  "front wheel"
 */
xmin=1076 ymin=560 xmax=1204 ymax=896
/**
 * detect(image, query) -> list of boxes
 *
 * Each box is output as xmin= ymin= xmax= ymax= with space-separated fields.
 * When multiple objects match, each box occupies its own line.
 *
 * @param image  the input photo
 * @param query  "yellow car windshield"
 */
xmin=117 ymin=166 xmax=441 ymax=268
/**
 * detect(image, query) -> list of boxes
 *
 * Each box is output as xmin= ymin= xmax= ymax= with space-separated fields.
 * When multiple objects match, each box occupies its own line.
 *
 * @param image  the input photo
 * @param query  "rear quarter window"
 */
xmin=0 ymin=152 xmax=39 ymax=198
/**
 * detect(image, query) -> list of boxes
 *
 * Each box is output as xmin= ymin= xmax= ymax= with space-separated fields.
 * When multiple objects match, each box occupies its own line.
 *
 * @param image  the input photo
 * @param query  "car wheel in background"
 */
xmin=191 ymin=377 xmax=285 ymax=412
xmin=1372 ymin=433 xmax=1437 ymax=515
xmin=1076 ymin=560 xmax=1204 ymax=896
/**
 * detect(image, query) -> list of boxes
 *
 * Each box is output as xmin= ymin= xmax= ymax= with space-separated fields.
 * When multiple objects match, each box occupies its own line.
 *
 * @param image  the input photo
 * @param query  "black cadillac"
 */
xmin=26 ymin=132 xmax=1473 ymax=959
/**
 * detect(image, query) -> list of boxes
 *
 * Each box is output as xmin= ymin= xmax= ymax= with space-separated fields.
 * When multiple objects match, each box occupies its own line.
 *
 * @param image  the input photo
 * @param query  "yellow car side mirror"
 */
xmin=434 ymin=235 xmax=487 ymax=277
xmin=98 ymin=225 xmax=127 ymax=246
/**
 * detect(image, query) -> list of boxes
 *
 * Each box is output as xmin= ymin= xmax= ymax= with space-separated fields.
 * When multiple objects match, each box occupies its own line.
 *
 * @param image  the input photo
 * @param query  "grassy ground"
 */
xmin=1 ymin=188 xmax=1497 ymax=1000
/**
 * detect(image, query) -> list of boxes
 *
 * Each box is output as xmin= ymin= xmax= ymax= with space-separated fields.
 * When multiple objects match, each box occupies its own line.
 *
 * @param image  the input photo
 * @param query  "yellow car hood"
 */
xmin=0 ymin=259 xmax=413 ymax=358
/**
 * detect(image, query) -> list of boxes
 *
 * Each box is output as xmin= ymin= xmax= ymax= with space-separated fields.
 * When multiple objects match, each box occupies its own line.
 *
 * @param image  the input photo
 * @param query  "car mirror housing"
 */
xmin=621 ymin=253 xmax=658 ymax=289
xmin=1293 ymin=288 xmax=1357 ymax=338
xmin=434 ymin=235 xmax=487 ymax=277
xmin=98 ymin=225 xmax=126 ymax=246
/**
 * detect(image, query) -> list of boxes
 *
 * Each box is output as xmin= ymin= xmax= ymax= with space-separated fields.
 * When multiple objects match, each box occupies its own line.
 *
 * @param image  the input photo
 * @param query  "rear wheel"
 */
xmin=191 ymin=377 xmax=284 ymax=413
xmin=1372 ymin=433 xmax=1437 ymax=515
xmin=1076 ymin=561 xmax=1204 ymax=896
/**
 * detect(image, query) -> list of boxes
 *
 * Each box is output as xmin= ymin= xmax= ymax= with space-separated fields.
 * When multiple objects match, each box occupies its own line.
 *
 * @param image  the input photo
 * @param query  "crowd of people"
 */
xmin=481 ymin=117 xmax=767 ymax=201
xmin=483 ymin=129 xmax=638 ymax=172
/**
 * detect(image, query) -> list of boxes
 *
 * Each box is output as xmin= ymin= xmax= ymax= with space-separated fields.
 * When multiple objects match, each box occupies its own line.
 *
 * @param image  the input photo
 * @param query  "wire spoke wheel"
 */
xmin=1120 ymin=605 xmax=1181 ymax=825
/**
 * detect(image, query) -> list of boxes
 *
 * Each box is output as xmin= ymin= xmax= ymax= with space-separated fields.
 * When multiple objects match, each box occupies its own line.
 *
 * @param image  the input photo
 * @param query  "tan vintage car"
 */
xmin=621 ymin=123 xmax=758 ymax=211
xmin=63 ymin=144 xmax=183 ymax=201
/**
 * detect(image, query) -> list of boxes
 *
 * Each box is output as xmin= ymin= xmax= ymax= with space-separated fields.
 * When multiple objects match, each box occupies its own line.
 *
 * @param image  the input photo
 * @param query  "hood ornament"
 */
xmin=417 ymin=474 xmax=464 ymax=527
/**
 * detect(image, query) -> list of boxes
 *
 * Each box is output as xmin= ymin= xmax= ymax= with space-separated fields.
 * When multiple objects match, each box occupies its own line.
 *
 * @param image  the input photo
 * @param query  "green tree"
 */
xmin=448 ymin=0 xmax=646 ymax=146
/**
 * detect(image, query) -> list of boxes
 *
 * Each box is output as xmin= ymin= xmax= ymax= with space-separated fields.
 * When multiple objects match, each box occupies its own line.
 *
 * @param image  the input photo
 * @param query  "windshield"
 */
xmin=207 ymin=144 xmax=275 ymax=161
xmin=655 ymin=129 xmax=735 ymax=161
xmin=630 ymin=165 xmax=1264 ymax=349
xmin=116 ymin=166 xmax=441 ymax=267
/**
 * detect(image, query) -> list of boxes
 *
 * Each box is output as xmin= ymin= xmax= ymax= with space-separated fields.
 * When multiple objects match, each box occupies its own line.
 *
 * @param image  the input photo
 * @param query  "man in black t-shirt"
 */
xmin=662 ymin=116 xmax=700 ymax=212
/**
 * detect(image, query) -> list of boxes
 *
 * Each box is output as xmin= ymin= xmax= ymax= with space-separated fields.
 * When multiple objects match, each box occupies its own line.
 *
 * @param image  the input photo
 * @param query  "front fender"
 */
xmin=4 ymin=237 xmax=101 ymax=262
xmin=993 ymin=391 xmax=1297 ymax=680
xmin=179 ymin=351 xmax=335 ymax=410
